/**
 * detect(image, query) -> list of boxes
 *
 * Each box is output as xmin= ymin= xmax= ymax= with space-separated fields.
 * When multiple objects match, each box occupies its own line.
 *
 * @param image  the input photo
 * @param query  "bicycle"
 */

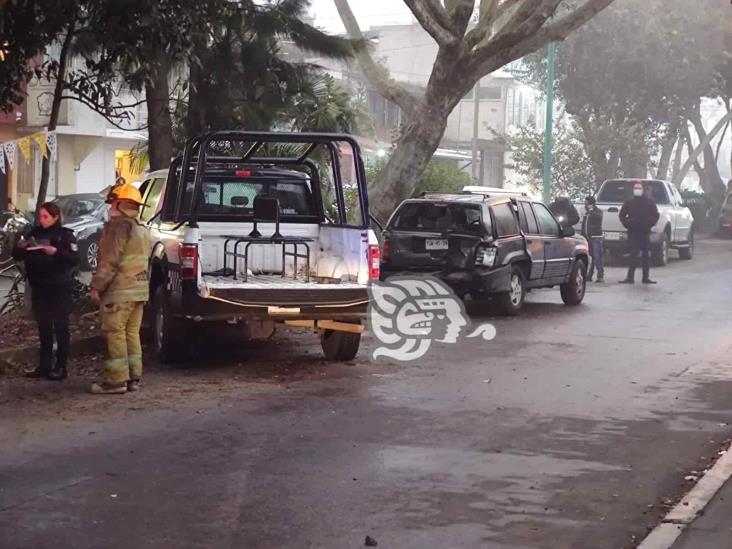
xmin=0 ymin=263 xmax=26 ymax=316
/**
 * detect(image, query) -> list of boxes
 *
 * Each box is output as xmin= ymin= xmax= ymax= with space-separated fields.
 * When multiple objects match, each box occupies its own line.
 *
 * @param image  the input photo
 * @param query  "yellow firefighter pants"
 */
xmin=101 ymin=301 xmax=145 ymax=385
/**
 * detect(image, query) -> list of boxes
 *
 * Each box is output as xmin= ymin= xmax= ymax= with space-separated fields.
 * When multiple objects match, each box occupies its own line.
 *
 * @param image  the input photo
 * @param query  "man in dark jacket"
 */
xmin=549 ymin=194 xmax=580 ymax=227
xmin=619 ymin=181 xmax=660 ymax=284
xmin=581 ymin=196 xmax=604 ymax=282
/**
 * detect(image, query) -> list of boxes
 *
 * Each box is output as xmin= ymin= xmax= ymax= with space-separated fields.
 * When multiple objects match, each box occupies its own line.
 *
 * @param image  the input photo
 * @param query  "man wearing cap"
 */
xmin=90 ymin=185 xmax=151 ymax=394
xmin=618 ymin=181 xmax=660 ymax=284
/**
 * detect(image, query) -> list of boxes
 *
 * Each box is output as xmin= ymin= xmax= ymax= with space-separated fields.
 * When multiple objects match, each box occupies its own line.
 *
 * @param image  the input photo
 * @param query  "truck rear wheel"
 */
xmin=320 ymin=328 xmax=361 ymax=361
xmin=679 ymin=231 xmax=694 ymax=260
xmin=652 ymin=233 xmax=669 ymax=266
xmin=153 ymin=285 xmax=189 ymax=364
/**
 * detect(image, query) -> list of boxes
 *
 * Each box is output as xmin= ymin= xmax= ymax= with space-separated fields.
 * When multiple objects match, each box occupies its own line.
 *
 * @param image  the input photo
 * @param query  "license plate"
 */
xmin=268 ymin=306 xmax=301 ymax=315
xmin=425 ymin=239 xmax=448 ymax=251
xmin=604 ymin=232 xmax=623 ymax=241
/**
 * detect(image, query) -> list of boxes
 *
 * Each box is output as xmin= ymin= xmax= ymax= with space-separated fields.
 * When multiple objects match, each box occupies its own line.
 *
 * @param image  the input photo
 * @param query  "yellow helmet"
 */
xmin=107 ymin=184 xmax=143 ymax=205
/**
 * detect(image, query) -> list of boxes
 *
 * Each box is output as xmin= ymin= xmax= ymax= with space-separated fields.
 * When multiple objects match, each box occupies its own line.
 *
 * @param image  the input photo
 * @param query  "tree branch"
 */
xmin=334 ymin=0 xmax=419 ymax=114
xmin=469 ymin=0 xmax=616 ymax=79
xmin=674 ymin=110 xmax=732 ymax=186
xmin=403 ymin=0 xmax=457 ymax=46
xmin=465 ymin=0 xmax=514 ymax=50
xmin=473 ymin=0 xmax=562 ymax=59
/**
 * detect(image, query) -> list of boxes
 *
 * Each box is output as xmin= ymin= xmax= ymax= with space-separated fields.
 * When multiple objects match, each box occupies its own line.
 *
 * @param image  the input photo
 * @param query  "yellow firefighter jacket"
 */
xmin=91 ymin=214 xmax=151 ymax=305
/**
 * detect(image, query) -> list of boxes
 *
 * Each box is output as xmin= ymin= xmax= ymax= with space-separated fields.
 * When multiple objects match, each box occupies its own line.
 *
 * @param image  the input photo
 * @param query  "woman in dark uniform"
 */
xmin=13 ymin=202 xmax=79 ymax=380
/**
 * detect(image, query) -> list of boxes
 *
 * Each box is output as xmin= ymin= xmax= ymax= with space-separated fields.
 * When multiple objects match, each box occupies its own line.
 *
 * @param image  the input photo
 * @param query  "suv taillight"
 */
xmin=180 ymin=243 xmax=199 ymax=280
xmin=382 ymin=239 xmax=391 ymax=263
xmin=368 ymin=245 xmax=381 ymax=280
xmin=475 ymin=246 xmax=497 ymax=267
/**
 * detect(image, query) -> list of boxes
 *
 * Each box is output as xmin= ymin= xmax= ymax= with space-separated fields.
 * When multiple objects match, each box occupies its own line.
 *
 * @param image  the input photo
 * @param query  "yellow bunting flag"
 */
xmin=16 ymin=137 xmax=31 ymax=162
xmin=30 ymin=132 xmax=48 ymax=159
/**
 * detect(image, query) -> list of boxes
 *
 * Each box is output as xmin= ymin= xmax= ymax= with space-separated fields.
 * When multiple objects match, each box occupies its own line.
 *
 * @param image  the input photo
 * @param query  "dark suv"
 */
xmin=380 ymin=192 xmax=590 ymax=314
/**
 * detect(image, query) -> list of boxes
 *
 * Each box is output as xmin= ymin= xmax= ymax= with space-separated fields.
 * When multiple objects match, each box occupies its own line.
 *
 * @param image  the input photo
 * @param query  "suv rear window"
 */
xmin=391 ymin=202 xmax=486 ymax=234
xmin=598 ymin=180 xmax=669 ymax=205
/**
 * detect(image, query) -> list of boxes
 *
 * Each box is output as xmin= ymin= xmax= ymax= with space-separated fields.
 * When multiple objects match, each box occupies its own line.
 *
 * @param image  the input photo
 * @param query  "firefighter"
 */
xmin=90 ymin=184 xmax=151 ymax=395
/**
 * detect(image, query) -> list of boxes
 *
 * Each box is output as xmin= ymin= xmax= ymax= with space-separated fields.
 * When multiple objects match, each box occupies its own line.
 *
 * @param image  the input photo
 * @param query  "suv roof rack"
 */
xmin=462 ymin=185 xmax=529 ymax=197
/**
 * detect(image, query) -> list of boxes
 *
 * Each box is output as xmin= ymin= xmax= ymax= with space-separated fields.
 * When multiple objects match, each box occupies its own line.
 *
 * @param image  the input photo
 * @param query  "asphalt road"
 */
xmin=2 ymin=241 xmax=732 ymax=549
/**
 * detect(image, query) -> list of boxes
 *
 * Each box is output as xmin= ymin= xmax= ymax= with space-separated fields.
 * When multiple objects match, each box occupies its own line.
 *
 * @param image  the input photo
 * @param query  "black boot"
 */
xmin=47 ymin=366 xmax=68 ymax=381
xmin=24 ymin=366 xmax=50 ymax=379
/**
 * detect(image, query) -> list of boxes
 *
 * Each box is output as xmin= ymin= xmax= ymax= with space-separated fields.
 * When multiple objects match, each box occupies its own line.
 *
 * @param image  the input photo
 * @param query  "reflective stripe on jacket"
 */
xmin=91 ymin=215 xmax=151 ymax=304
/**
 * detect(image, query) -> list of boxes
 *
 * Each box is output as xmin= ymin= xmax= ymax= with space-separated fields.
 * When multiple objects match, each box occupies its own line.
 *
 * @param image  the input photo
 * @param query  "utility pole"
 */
xmin=542 ymin=40 xmax=556 ymax=203
xmin=471 ymin=81 xmax=480 ymax=181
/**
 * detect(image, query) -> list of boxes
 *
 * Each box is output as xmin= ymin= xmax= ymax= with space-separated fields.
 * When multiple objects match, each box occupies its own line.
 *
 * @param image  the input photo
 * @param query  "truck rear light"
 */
xmin=180 ymin=243 xmax=199 ymax=280
xmin=368 ymin=245 xmax=381 ymax=280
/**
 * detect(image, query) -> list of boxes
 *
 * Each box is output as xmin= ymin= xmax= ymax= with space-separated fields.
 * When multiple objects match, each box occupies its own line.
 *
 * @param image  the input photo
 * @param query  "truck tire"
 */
xmin=560 ymin=258 xmax=587 ymax=306
xmin=652 ymin=232 xmax=669 ymax=267
xmin=320 ymin=328 xmax=361 ymax=361
xmin=495 ymin=265 xmax=525 ymax=316
xmin=152 ymin=285 xmax=188 ymax=364
xmin=679 ymin=231 xmax=694 ymax=260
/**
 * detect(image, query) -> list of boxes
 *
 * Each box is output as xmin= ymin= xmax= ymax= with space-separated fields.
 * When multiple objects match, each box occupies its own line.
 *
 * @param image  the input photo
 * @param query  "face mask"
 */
xmin=633 ymin=189 xmax=643 ymax=197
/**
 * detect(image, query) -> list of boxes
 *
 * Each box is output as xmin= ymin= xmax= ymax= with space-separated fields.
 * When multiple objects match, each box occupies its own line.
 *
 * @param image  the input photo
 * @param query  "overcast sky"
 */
xmin=309 ymin=0 xmax=413 ymax=33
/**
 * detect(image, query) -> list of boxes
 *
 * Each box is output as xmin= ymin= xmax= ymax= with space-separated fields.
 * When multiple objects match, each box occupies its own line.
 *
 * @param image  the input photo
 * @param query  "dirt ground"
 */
xmin=0 ymin=328 xmax=370 ymax=425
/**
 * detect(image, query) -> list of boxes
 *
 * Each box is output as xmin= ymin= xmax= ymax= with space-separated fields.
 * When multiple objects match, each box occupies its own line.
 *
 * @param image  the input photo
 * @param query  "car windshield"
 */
xmin=54 ymin=195 xmax=104 ymax=218
xmin=597 ymin=180 xmax=669 ymax=205
xmin=391 ymin=202 xmax=484 ymax=233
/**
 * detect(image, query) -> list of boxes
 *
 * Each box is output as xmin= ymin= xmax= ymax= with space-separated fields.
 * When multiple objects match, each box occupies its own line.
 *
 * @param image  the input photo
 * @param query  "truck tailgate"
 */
xmin=202 ymin=274 xmax=369 ymax=308
xmin=597 ymin=204 xmax=625 ymax=233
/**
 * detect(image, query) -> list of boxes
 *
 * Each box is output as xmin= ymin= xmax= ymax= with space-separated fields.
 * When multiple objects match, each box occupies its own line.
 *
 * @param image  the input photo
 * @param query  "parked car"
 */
xmin=136 ymin=132 xmax=379 ymax=363
xmin=718 ymin=191 xmax=732 ymax=238
xmin=53 ymin=193 xmax=109 ymax=271
xmin=594 ymin=179 xmax=694 ymax=265
xmin=380 ymin=191 xmax=590 ymax=315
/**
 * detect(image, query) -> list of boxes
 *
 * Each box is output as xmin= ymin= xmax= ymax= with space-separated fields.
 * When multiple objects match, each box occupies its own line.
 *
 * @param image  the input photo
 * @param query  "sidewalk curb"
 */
xmin=637 ymin=441 xmax=732 ymax=549
xmin=0 ymin=336 xmax=105 ymax=371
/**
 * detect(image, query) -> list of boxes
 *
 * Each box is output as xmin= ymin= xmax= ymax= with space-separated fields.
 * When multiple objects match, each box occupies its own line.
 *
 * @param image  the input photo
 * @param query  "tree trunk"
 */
xmin=185 ymin=36 xmax=208 ymax=137
xmin=674 ymin=109 xmax=732 ymax=188
xmin=619 ymin=140 xmax=649 ymax=179
xmin=145 ymin=55 xmax=174 ymax=171
xmin=671 ymin=133 xmax=684 ymax=183
xmin=370 ymin=54 xmax=467 ymax=221
xmin=36 ymin=19 xmax=75 ymax=211
xmin=605 ymin=148 xmax=621 ymax=182
xmin=369 ymin=100 xmax=452 ymax=220
xmin=656 ymin=121 xmax=679 ymax=181
xmin=688 ymin=105 xmax=724 ymax=200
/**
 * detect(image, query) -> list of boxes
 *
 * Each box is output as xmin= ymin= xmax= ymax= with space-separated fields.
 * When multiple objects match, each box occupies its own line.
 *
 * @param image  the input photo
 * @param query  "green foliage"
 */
xmin=290 ymin=74 xmax=373 ymax=136
xmin=0 ymin=0 xmax=73 ymax=111
xmin=522 ymin=0 xmax=730 ymax=183
xmin=505 ymin=124 xmax=595 ymax=201
xmin=183 ymin=0 xmax=357 ymax=136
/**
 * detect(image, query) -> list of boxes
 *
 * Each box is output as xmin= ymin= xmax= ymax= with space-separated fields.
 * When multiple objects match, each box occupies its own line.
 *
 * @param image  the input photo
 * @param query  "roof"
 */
xmin=411 ymin=192 xmax=515 ymax=205
xmin=462 ymin=185 xmax=529 ymax=197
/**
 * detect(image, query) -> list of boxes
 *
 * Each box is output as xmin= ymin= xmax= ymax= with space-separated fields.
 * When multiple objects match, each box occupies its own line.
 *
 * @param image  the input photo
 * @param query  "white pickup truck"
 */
xmin=135 ymin=132 xmax=380 ymax=363
xmin=594 ymin=179 xmax=694 ymax=265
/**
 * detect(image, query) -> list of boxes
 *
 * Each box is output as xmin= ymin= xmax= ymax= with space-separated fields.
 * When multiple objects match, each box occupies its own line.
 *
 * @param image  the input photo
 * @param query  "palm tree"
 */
xmin=185 ymin=0 xmax=358 ymax=137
